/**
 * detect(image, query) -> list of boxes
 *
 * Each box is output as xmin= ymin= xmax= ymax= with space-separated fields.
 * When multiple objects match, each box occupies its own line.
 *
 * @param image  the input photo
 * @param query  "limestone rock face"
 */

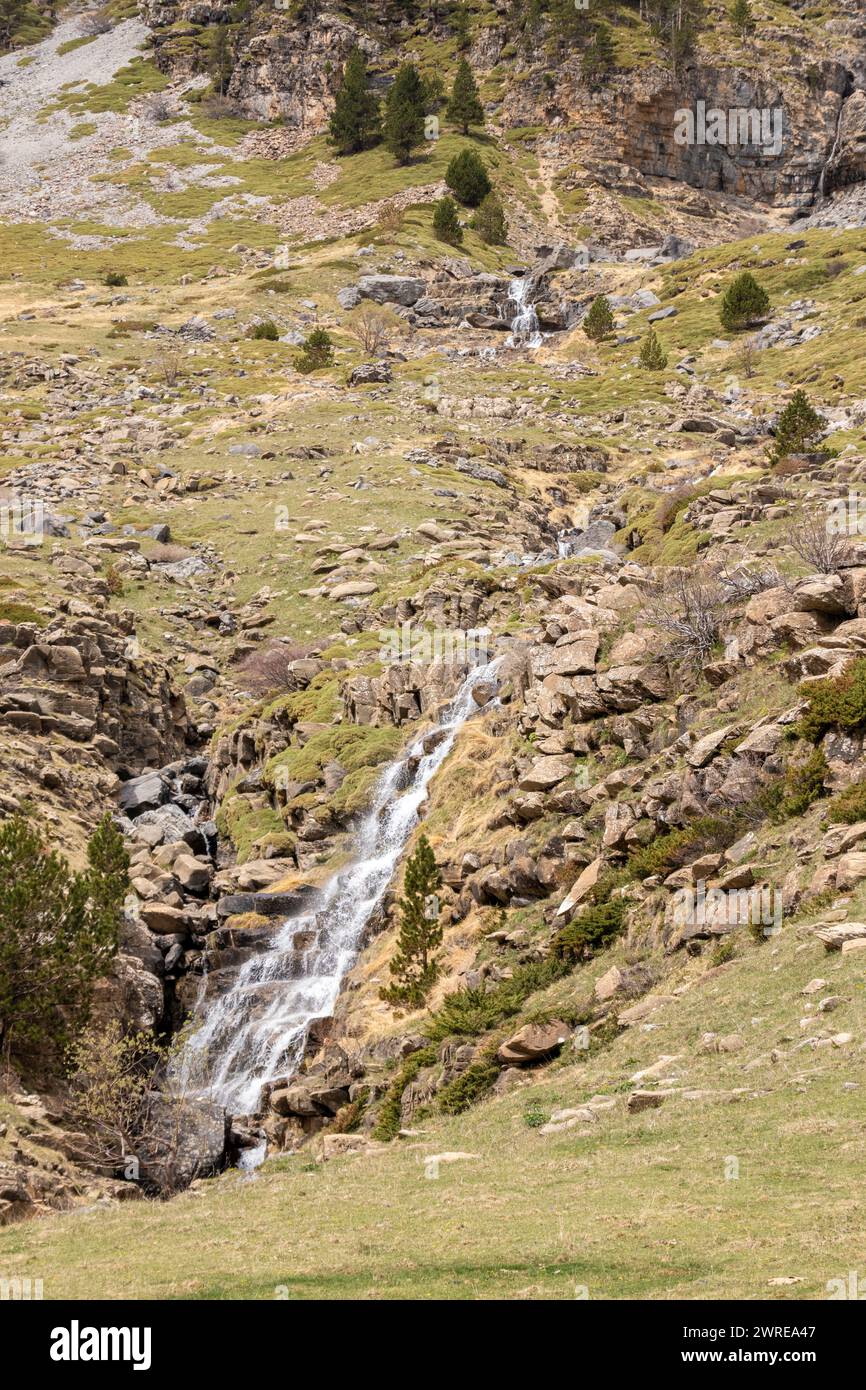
xmin=143 ymin=4 xmax=857 ymax=210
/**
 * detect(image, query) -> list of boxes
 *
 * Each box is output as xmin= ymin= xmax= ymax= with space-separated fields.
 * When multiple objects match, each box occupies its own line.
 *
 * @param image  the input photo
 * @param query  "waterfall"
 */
xmin=505 ymin=275 xmax=543 ymax=349
xmin=177 ymin=662 xmax=500 ymax=1116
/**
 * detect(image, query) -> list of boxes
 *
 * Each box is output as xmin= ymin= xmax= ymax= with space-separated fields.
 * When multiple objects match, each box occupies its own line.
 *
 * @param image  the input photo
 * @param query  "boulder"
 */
xmin=172 ymin=854 xmax=212 ymax=893
xmin=139 ymin=903 xmax=190 ymax=935
xmin=555 ymin=855 xmax=603 ymax=917
xmin=137 ymin=1095 xmax=227 ymax=1193
xmin=594 ymin=964 xmax=625 ymax=1002
xmin=496 ymin=1019 xmax=571 ymax=1065
xmin=814 ymin=920 xmax=866 ymax=950
xmin=627 ymin=1090 xmax=667 ymax=1113
xmin=118 ymin=771 xmax=168 ymax=816
xmin=216 ymin=888 xmax=318 ymax=918
xmin=349 ymin=362 xmax=393 ymax=386
xmin=356 ymin=274 xmax=425 ymax=306
xmin=835 ymin=853 xmax=866 ymax=891
xmin=519 ymin=755 xmax=573 ymax=791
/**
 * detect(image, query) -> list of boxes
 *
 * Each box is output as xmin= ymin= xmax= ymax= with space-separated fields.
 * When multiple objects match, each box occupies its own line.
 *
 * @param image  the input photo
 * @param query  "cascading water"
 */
xmin=505 ymin=275 xmax=543 ymax=349
xmin=177 ymin=662 xmax=499 ymax=1116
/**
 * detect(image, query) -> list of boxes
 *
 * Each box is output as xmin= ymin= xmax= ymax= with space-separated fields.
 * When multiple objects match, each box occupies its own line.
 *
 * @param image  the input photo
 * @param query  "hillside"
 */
xmin=1 ymin=0 xmax=866 ymax=1307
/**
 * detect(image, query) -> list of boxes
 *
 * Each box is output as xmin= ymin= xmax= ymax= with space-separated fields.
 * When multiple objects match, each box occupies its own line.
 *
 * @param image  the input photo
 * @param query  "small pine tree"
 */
xmin=639 ymin=327 xmax=668 ymax=369
xmin=446 ymin=57 xmax=484 ymax=134
xmin=582 ymin=23 xmax=616 ymax=82
xmin=451 ymin=1 xmax=471 ymax=51
xmin=647 ymin=0 xmax=706 ymax=73
xmin=86 ymin=814 xmax=130 ymax=924
xmin=472 ymin=191 xmax=507 ymax=245
xmin=549 ymin=0 xmax=591 ymax=46
xmin=433 ymin=195 xmax=463 ymax=246
xmin=208 ymin=24 xmax=233 ymax=98
xmin=445 ymin=147 xmax=492 ymax=206
xmin=380 ymin=834 xmax=443 ymax=1008
xmin=769 ymin=389 xmax=825 ymax=464
xmin=295 ymin=328 xmax=335 ymax=374
xmin=730 ymin=0 xmax=755 ymax=39
xmin=719 ymin=270 xmax=770 ymax=331
xmin=583 ymin=294 xmax=614 ymax=341
xmin=383 ymin=63 xmax=426 ymax=164
xmin=0 ymin=0 xmax=27 ymax=50
xmin=0 ymin=816 xmax=124 ymax=1057
xmin=247 ymin=320 xmax=279 ymax=341
xmin=328 ymin=46 xmax=381 ymax=156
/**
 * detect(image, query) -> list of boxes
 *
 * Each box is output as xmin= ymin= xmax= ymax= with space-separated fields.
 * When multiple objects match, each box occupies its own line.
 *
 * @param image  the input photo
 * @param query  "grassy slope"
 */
xmin=2 ymin=8 xmax=865 ymax=1299
xmin=1 ymin=916 xmax=862 ymax=1299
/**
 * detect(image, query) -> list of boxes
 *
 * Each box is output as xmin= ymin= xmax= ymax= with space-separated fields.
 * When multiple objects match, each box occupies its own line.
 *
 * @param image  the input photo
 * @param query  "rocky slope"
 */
xmin=1 ymin=3 xmax=866 ymax=1293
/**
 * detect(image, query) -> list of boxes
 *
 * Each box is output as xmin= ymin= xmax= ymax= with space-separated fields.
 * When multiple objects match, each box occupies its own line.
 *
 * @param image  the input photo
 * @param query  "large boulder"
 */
xmin=496 ymin=1019 xmax=571 ymax=1065
xmin=118 ymin=771 xmax=169 ymax=816
xmin=348 ymin=361 xmax=393 ymax=385
xmin=137 ymin=1095 xmax=227 ymax=1193
xmin=356 ymin=274 xmax=425 ymax=306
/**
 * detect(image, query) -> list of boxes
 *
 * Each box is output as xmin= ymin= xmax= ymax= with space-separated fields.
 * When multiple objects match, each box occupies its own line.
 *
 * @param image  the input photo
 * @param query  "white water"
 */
xmin=178 ymin=662 xmax=499 ymax=1115
xmin=505 ymin=275 xmax=543 ymax=349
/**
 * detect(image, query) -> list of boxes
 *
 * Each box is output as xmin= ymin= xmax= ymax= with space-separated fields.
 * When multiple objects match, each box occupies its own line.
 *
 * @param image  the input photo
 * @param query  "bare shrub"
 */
xmin=151 ymin=342 xmax=183 ymax=387
xmin=237 ymin=639 xmax=319 ymax=695
xmin=717 ymin=558 xmax=784 ymax=598
xmin=349 ymin=302 xmax=395 ymax=355
xmin=377 ymin=199 xmax=404 ymax=234
xmin=66 ymin=1023 xmax=156 ymax=1180
xmin=655 ymin=485 xmax=697 ymax=534
xmin=736 ymin=334 xmax=760 ymax=379
xmin=66 ymin=1023 xmax=219 ymax=1197
xmin=104 ymin=561 xmax=124 ymax=596
xmin=790 ymin=511 xmax=854 ymax=574
xmin=200 ymin=93 xmax=243 ymax=120
xmin=143 ymin=93 xmax=174 ymax=123
xmin=643 ymin=566 xmax=725 ymax=664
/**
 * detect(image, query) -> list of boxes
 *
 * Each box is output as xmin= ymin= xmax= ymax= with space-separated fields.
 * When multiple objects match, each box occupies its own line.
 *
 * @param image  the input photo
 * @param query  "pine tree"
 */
xmin=769 ymin=389 xmax=825 ymax=464
xmin=730 ymin=0 xmax=755 ymax=39
xmin=639 ymin=327 xmax=668 ymax=369
xmin=295 ymin=328 xmax=335 ymax=374
xmin=86 ymin=814 xmax=130 ymax=925
xmin=0 ymin=0 xmax=26 ymax=49
xmin=0 ymin=817 xmax=123 ymax=1056
xmin=583 ymin=294 xmax=614 ymax=341
xmin=208 ymin=24 xmax=233 ymax=97
xmin=719 ymin=270 xmax=770 ymax=331
xmin=383 ymin=63 xmax=426 ymax=164
xmin=549 ymin=0 xmax=592 ymax=47
xmin=446 ymin=58 xmax=484 ymax=134
xmin=451 ymin=1 xmax=471 ymax=50
xmin=328 ymin=46 xmax=381 ymax=156
xmin=433 ymin=195 xmax=464 ymax=246
xmin=445 ymin=147 xmax=492 ymax=206
xmin=380 ymin=834 xmax=443 ymax=1008
xmin=645 ymin=0 xmax=705 ymax=73
xmin=582 ymin=23 xmax=616 ymax=82
xmin=472 ymin=191 xmax=507 ymax=245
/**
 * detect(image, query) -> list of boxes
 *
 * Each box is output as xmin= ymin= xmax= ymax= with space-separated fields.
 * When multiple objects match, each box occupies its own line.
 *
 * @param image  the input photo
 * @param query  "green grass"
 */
xmin=1 ymin=918 xmax=862 ymax=1299
xmin=56 ymin=35 xmax=98 ymax=57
